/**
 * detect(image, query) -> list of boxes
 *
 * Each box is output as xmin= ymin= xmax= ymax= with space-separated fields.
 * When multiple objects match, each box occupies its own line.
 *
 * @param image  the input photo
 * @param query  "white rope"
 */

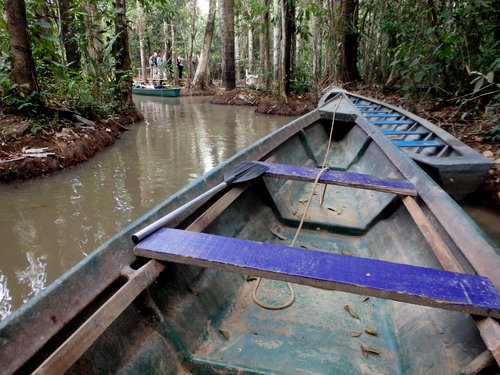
xmin=252 ymin=95 xmax=343 ymax=310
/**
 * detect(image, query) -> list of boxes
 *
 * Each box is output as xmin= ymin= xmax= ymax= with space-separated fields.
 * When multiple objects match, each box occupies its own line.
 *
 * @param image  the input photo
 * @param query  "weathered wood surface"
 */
xmin=31 ymin=185 xmax=251 ymax=375
xmin=135 ymin=228 xmax=500 ymax=318
xmin=257 ymin=161 xmax=417 ymax=196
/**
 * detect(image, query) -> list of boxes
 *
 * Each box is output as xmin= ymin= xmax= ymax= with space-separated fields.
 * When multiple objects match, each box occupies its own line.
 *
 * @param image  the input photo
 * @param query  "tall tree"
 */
xmin=193 ymin=0 xmax=217 ymax=89
xmin=222 ymin=0 xmax=236 ymax=90
xmin=280 ymin=0 xmax=295 ymax=99
xmin=259 ymin=0 xmax=271 ymax=90
xmin=113 ymin=0 xmax=134 ymax=106
xmin=5 ymin=0 xmax=38 ymax=96
xmin=59 ymin=0 xmax=81 ymax=71
xmin=272 ymin=0 xmax=281 ymax=88
xmin=339 ymin=0 xmax=361 ymax=83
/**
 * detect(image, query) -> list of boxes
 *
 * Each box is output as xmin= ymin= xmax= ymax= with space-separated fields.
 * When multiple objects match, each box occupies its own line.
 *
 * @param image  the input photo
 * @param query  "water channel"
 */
xmin=0 ymin=96 xmax=293 ymax=319
xmin=0 ymin=95 xmax=498 ymax=321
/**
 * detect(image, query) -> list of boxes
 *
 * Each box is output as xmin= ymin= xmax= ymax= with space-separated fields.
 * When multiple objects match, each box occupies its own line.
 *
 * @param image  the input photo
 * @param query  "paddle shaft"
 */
xmin=132 ymin=181 xmax=228 ymax=243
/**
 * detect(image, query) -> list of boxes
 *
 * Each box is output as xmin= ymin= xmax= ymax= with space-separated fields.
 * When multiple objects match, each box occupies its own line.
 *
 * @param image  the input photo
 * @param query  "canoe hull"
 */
xmin=132 ymin=87 xmax=181 ymax=97
xmin=1 ymin=102 xmax=498 ymax=374
xmin=319 ymin=88 xmax=494 ymax=200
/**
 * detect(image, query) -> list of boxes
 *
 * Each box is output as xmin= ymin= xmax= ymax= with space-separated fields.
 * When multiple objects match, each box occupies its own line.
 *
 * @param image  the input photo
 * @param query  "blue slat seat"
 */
xmin=394 ymin=140 xmax=442 ymax=148
xmin=363 ymin=114 xmax=400 ymax=118
xmin=355 ymin=105 xmax=378 ymax=109
xmin=382 ymin=130 xmax=428 ymax=136
xmin=372 ymin=120 xmax=414 ymax=125
xmin=256 ymin=161 xmax=417 ymax=196
xmin=134 ymin=228 xmax=500 ymax=318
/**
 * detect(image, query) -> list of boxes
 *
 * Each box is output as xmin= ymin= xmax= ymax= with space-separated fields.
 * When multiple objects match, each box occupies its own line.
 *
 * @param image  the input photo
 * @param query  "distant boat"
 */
xmin=132 ymin=86 xmax=181 ymax=97
xmin=1 ymin=93 xmax=499 ymax=374
xmin=320 ymin=88 xmax=494 ymax=199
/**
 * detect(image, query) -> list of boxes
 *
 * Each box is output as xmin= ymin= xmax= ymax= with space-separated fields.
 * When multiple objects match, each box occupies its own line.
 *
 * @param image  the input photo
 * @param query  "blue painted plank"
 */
xmin=256 ymin=162 xmax=417 ymax=196
xmin=355 ymin=105 xmax=378 ymax=108
xmin=134 ymin=228 xmax=500 ymax=318
xmin=394 ymin=140 xmax=442 ymax=148
xmin=382 ymin=130 xmax=428 ymax=135
xmin=372 ymin=120 xmax=414 ymax=125
xmin=363 ymin=114 xmax=400 ymax=118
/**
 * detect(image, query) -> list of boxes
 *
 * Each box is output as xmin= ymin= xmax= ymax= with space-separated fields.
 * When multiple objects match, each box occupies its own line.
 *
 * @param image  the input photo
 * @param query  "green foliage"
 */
xmin=484 ymin=125 xmax=500 ymax=142
xmin=28 ymin=114 xmax=60 ymax=135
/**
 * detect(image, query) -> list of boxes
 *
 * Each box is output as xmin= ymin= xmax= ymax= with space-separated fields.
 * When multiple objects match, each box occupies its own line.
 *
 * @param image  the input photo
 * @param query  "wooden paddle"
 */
xmin=132 ymin=161 xmax=268 ymax=243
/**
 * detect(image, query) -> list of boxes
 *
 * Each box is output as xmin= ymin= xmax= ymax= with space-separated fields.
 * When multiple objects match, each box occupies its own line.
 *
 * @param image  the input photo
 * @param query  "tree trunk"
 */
xmin=272 ymin=0 xmax=281 ymax=88
xmin=259 ymin=0 xmax=271 ymax=90
xmin=193 ymin=0 xmax=217 ymax=89
xmin=83 ymin=0 xmax=104 ymax=76
xmin=113 ymin=0 xmax=133 ymax=106
xmin=248 ymin=28 xmax=254 ymax=72
xmin=311 ymin=0 xmax=323 ymax=90
xmin=59 ymin=0 xmax=81 ymax=71
xmin=339 ymin=0 xmax=361 ymax=83
xmin=222 ymin=0 xmax=236 ymax=90
xmin=5 ymin=0 xmax=38 ymax=97
xmin=187 ymin=0 xmax=198 ymax=85
xmin=280 ymin=0 xmax=295 ymax=98
xmin=164 ymin=20 xmax=173 ymax=80
xmin=136 ymin=0 xmax=146 ymax=81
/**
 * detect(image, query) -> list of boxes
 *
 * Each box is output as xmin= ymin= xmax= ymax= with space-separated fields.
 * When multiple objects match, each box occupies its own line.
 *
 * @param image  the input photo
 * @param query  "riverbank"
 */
xmin=0 ymin=106 xmax=142 ymax=182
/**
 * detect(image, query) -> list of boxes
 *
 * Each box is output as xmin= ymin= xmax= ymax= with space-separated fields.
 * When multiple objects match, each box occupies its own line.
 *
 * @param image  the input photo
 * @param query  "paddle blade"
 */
xmin=224 ymin=162 xmax=269 ymax=184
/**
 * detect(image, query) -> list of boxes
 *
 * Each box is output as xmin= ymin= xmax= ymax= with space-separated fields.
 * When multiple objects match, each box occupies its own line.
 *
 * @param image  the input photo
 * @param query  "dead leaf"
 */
xmin=361 ymin=296 xmax=370 ymax=303
xmin=350 ymin=332 xmax=362 ymax=337
xmin=219 ymin=329 xmax=230 ymax=340
xmin=327 ymin=206 xmax=336 ymax=212
xmin=361 ymin=345 xmax=380 ymax=357
xmin=187 ymin=286 xmax=200 ymax=296
xmin=344 ymin=305 xmax=360 ymax=320
xmin=269 ymin=228 xmax=288 ymax=241
xmin=298 ymin=198 xmax=308 ymax=204
xmin=365 ymin=329 xmax=378 ymax=336
xmin=246 ymin=275 xmax=257 ymax=282
xmin=341 ymin=250 xmax=352 ymax=256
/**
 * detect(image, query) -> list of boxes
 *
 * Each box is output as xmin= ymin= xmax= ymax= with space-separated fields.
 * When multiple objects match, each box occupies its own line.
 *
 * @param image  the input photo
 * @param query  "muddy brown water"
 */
xmin=0 ymin=96 xmax=292 ymax=319
xmin=0 ymin=95 xmax=498 ymax=320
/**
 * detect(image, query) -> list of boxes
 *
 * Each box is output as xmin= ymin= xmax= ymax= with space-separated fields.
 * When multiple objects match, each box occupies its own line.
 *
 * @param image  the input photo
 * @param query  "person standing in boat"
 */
xmin=177 ymin=55 xmax=184 ymax=79
xmin=149 ymin=52 xmax=159 ymax=79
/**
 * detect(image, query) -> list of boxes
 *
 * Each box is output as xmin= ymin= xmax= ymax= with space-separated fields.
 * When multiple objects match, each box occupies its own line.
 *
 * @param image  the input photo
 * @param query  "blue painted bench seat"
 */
xmin=134 ymin=228 xmax=500 ymax=318
xmin=372 ymin=120 xmax=414 ymax=125
xmin=256 ymin=162 xmax=417 ymax=196
xmin=394 ymin=140 xmax=442 ymax=148
xmin=363 ymin=113 xmax=401 ymax=118
xmin=355 ymin=104 xmax=379 ymax=109
xmin=382 ymin=130 xmax=428 ymax=136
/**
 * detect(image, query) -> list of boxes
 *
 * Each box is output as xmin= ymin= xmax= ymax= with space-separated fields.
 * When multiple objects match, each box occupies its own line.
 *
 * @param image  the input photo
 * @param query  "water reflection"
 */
xmin=0 ymin=96 xmax=293 ymax=318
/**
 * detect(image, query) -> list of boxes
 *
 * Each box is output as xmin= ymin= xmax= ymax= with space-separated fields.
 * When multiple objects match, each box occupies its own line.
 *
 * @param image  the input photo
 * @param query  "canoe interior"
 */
xmin=55 ymin=118 xmax=488 ymax=375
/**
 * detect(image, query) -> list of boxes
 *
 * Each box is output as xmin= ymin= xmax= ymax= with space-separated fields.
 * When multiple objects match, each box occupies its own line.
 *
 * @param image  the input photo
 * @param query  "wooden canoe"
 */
xmin=132 ymin=87 xmax=181 ymax=97
xmin=319 ymin=88 xmax=494 ymax=200
xmin=1 ymin=94 xmax=499 ymax=375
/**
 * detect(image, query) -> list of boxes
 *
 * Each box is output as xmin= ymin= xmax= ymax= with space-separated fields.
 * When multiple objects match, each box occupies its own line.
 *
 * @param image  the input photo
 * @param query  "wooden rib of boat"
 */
xmin=1 ymin=94 xmax=499 ymax=375
xmin=319 ymin=88 xmax=494 ymax=199
xmin=132 ymin=87 xmax=181 ymax=97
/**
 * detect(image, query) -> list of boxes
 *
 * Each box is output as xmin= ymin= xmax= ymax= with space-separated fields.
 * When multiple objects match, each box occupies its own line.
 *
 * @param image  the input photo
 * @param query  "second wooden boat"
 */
xmin=320 ymin=89 xmax=494 ymax=199
xmin=132 ymin=87 xmax=181 ymax=97
xmin=1 ymin=94 xmax=499 ymax=374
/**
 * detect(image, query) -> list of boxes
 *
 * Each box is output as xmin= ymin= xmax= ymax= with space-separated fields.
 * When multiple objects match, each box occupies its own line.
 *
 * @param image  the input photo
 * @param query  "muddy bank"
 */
xmin=210 ymin=88 xmax=316 ymax=116
xmin=0 ymin=108 xmax=143 ymax=182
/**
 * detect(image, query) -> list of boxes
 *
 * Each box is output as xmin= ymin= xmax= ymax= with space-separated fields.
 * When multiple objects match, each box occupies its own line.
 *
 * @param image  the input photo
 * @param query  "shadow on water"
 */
xmin=0 ymin=95 xmax=293 ymax=318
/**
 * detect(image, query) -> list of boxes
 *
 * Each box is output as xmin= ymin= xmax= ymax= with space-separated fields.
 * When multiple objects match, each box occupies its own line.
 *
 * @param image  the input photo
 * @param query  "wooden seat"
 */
xmin=257 ymin=161 xmax=417 ymax=196
xmin=134 ymin=228 xmax=500 ymax=318
xmin=394 ymin=140 xmax=442 ymax=148
xmin=382 ymin=130 xmax=428 ymax=135
xmin=372 ymin=120 xmax=414 ymax=125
